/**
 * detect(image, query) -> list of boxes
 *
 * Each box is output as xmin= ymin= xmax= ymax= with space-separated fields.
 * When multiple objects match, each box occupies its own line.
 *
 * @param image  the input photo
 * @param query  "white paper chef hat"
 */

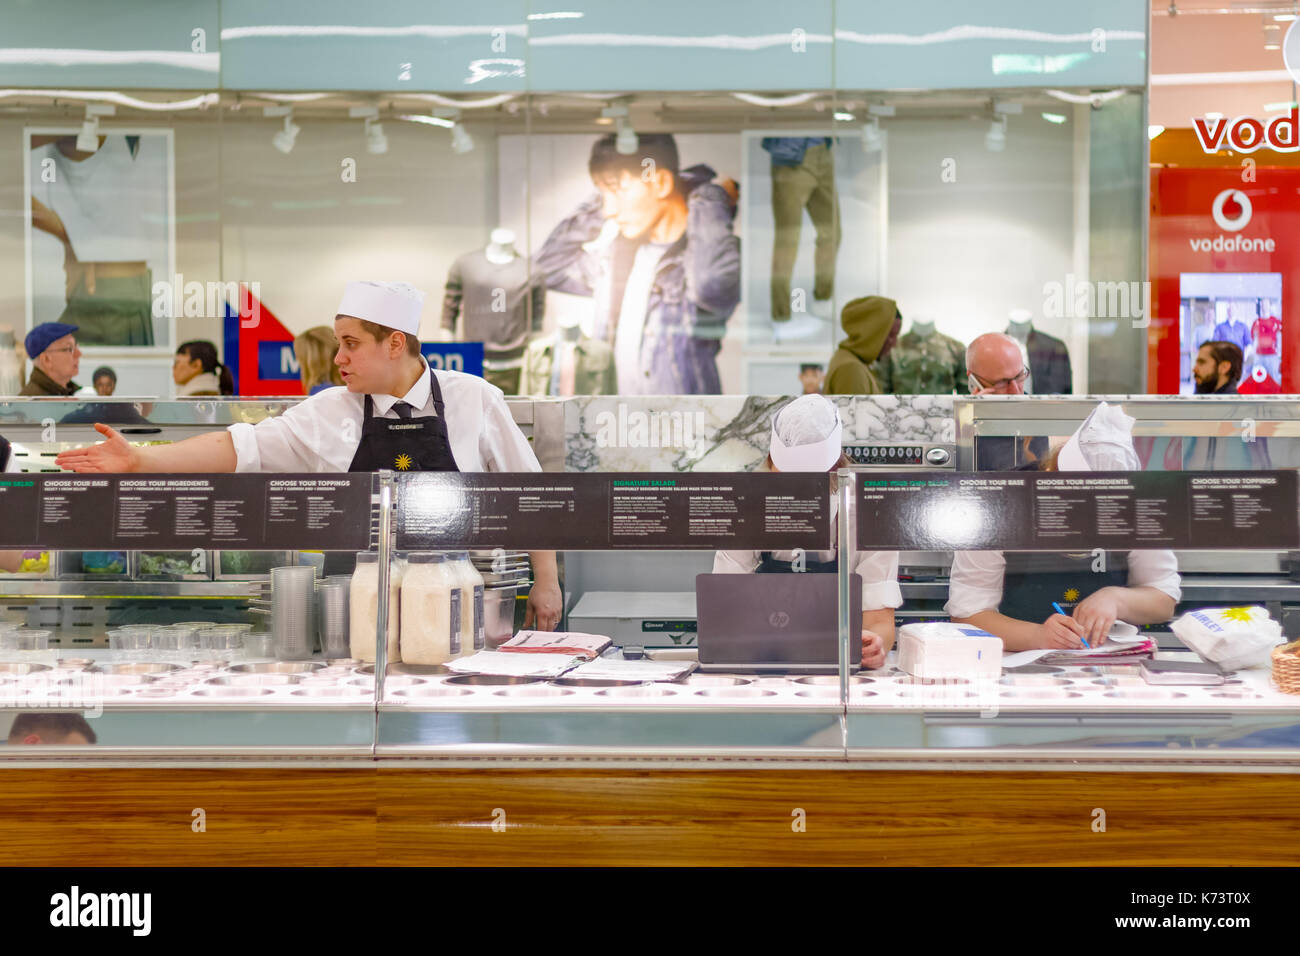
xmin=336 ymin=281 xmax=426 ymax=336
xmin=769 ymin=395 xmax=844 ymax=472
xmin=1057 ymin=401 xmax=1140 ymax=471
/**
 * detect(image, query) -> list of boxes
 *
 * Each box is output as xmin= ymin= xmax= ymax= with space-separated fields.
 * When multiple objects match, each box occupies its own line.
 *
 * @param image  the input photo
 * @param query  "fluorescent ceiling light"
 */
xmin=1041 ymin=111 xmax=1067 ymax=124
xmin=398 ymin=113 xmax=455 ymax=128
xmin=834 ymin=111 xmax=855 ymax=122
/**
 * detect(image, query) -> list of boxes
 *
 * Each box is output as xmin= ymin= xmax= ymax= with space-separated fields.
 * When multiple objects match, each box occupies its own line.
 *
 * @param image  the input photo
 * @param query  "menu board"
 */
xmin=396 ymin=473 xmax=831 ymax=551
xmin=0 ymin=474 xmax=372 ymax=550
xmin=858 ymin=470 xmax=1299 ymax=551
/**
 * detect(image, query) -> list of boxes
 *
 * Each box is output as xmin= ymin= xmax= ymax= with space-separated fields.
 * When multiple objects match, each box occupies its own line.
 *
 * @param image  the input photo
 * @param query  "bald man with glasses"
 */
xmin=966 ymin=332 xmax=1047 ymax=469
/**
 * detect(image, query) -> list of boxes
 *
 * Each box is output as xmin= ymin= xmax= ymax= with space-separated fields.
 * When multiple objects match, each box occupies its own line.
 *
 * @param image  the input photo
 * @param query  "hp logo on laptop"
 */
xmin=768 ymin=610 xmax=791 ymax=629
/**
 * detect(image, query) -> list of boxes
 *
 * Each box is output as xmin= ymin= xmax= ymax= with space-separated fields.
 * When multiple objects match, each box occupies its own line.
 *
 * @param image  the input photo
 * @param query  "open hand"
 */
xmin=54 ymin=423 xmax=140 ymax=473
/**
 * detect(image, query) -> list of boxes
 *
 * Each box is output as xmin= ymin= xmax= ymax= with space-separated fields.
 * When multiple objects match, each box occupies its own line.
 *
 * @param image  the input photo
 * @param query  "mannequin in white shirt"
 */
xmin=55 ymin=280 xmax=563 ymax=631
xmin=485 ymin=227 xmax=518 ymax=265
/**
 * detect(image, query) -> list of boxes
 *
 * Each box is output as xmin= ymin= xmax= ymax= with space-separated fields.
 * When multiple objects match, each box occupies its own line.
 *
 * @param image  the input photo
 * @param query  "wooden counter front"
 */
xmin=0 ymin=766 xmax=1294 ymax=866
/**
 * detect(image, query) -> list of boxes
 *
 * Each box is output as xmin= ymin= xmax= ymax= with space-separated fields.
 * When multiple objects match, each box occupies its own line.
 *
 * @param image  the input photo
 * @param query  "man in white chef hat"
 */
xmin=712 ymin=394 xmax=902 ymax=669
xmin=946 ymin=402 xmax=1181 ymax=650
xmin=56 ymin=280 xmax=563 ymax=630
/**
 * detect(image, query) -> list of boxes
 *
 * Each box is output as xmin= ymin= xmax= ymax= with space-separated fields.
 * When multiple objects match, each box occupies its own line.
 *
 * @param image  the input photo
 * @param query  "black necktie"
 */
xmin=391 ymin=401 xmax=413 ymax=419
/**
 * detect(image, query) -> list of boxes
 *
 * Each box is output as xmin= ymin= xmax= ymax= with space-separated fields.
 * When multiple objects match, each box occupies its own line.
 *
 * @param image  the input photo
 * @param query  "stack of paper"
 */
xmin=445 ymin=651 xmax=584 ymax=679
xmin=498 ymin=630 xmax=611 ymax=660
xmin=1002 ymin=624 xmax=1155 ymax=669
xmin=563 ymin=657 xmax=697 ymax=683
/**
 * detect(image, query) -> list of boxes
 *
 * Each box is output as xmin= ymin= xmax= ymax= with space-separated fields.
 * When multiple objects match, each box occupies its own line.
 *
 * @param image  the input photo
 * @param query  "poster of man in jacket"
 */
xmin=534 ymin=133 xmax=741 ymax=395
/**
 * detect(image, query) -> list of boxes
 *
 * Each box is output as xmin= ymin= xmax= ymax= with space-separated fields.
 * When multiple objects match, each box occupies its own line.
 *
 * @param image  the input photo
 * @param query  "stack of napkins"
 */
xmin=898 ymin=623 xmax=1003 ymax=680
xmin=445 ymin=651 xmax=584 ymax=679
xmin=498 ymin=630 xmax=611 ymax=660
xmin=563 ymin=657 xmax=697 ymax=683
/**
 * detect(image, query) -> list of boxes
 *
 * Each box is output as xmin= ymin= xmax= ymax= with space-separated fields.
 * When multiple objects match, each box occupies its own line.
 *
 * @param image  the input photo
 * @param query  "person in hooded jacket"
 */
xmin=824 ymin=295 xmax=902 ymax=395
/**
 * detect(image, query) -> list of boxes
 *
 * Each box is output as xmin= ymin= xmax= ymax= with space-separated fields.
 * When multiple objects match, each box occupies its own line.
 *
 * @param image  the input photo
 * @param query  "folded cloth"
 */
xmin=498 ymin=630 xmax=612 ymax=660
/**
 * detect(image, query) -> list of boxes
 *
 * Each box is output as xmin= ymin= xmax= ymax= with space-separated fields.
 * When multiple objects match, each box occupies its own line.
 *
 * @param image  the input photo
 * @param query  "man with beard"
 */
xmin=1192 ymin=340 xmax=1242 ymax=394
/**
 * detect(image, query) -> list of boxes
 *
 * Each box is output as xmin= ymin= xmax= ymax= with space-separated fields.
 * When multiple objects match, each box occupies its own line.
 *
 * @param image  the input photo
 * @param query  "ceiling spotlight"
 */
xmin=862 ymin=103 xmax=893 ymax=152
xmin=985 ymin=115 xmax=1007 ymax=152
xmin=365 ymin=118 xmax=388 ymax=155
xmin=450 ymin=121 xmax=474 ymax=154
xmin=271 ymin=114 xmax=299 ymax=154
xmin=75 ymin=103 xmax=114 ymax=152
xmin=615 ymin=118 xmax=638 ymax=155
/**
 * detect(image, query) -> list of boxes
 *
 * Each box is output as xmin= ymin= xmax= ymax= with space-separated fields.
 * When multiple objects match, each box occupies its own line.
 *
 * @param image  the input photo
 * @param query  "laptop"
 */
xmin=695 ymin=573 xmax=862 ymax=673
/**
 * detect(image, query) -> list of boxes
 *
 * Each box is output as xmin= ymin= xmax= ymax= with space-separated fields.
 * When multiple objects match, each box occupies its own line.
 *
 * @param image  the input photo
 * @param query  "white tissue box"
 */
xmin=898 ymin=623 xmax=1003 ymax=680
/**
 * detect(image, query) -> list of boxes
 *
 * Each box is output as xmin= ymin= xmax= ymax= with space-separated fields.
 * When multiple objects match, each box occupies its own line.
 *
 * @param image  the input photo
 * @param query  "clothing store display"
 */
xmin=536 ymin=164 xmax=739 ymax=395
xmin=520 ymin=333 xmax=617 ymax=397
xmin=30 ymin=135 xmax=159 ymax=347
xmin=441 ymin=247 xmax=545 ymax=361
xmin=873 ymin=325 xmax=969 ymax=395
xmin=763 ymin=138 xmax=840 ymax=321
xmin=825 ymin=296 xmax=895 ymax=395
xmin=1251 ymin=314 xmax=1282 ymax=384
xmin=1006 ymin=320 xmax=1072 ymax=395
xmin=1212 ymin=317 xmax=1252 ymax=353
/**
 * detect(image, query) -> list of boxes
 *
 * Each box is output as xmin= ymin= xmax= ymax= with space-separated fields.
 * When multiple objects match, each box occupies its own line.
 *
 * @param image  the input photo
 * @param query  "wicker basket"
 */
xmin=1271 ymin=640 xmax=1300 ymax=694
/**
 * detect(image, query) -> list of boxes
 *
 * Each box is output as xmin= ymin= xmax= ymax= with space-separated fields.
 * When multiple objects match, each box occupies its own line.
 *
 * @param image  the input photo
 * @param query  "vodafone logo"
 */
xmin=1193 ymin=109 xmax=1299 ymax=154
xmin=1211 ymin=189 xmax=1252 ymax=232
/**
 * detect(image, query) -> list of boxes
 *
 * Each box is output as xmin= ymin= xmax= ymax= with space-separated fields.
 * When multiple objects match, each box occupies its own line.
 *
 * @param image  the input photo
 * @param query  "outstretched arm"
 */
xmin=55 ymin=424 xmax=238 ymax=473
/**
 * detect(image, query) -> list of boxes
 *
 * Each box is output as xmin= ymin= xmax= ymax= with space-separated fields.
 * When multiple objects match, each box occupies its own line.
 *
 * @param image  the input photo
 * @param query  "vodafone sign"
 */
xmin=1210 ymin=189 xmax=1252 ymax=232
xmin=1193 ymin=109 xmax=1300 ymax=154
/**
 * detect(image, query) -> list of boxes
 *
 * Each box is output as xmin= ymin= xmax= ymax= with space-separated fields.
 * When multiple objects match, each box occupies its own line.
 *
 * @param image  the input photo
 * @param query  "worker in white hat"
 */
xmin=55 ymin=280 xmax=562 ymax=630
xmin=712 ymin=394 xmax=902 ymax=669
xmin=945 ymin=402 xmax=1181 ymax=650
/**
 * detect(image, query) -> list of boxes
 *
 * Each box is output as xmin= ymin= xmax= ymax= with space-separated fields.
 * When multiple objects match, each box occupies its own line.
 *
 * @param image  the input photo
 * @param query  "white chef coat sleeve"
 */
xmin=712 ymin=550 xmax=760 ymax=574
xmin=227 ymin=392 xmax=341 ymax=473
xmin=855 ymin=550 xmax=902 ymax=610
xmin=1125 ymin=549 xmax=1182 ymax=603
xmin=944 ymin=550 xmax=1008 ymax=619
xmin=478 ymin=381 xmax=542 ymax=473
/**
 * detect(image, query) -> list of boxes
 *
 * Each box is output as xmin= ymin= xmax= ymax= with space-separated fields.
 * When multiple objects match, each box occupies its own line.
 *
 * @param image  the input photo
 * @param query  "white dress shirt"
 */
xmin=712 ymin=548 xmax=903 ymax=611
xmin=944 ymin=549 xmax=1183 ymax=620
xmin=228 ymin=361 xmax=541 ymax=474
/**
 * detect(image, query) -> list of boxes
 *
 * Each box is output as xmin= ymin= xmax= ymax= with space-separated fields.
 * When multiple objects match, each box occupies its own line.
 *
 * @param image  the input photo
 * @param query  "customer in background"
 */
xmin=173 ymin=340 xmax=234 ymax=397
xmin=7 ymin=713 xmax=97 ymax=745
xmin=20 ymin=322 xmax=81 ymax=396
xmin=1193 ymin=340 xmax=1242 ymax=395
xmin=293 ymin=326 xmax=345 ymax=395
xmin=798 ymin=363 xmax=824 ymax=395
xmin=824 ymin=296 xmax=902 ymax=395
xmin=965 ymin=331 xmax=1048 ymax=469
xmin=92 ymin=366 xmax=116 ymax=396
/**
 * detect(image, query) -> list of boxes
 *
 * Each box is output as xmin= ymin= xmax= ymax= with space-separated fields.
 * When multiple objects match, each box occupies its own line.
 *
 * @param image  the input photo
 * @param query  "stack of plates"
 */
xmin=270 ymin=566 xmax=317 ymax=661
xmin=468 ymin=550 xmax=531 ymax=586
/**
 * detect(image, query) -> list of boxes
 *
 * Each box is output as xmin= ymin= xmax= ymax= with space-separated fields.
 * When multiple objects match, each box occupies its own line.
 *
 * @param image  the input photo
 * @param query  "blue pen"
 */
xmin=1053 ymin=601 xmax=1090 ymax=648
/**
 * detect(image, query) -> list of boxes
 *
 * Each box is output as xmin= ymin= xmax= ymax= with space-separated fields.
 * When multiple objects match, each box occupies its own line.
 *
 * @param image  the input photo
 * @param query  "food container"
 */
xmin=0 ymin=628 xmax=52 ymax=651
xmin=483 ymin=585 xmax=521 ymax=649
xmin=356 ymin=662 xmax=449 ymax=677
xmin=214 ymin=550 xmax=297 ymax=580
xmin=392 ymin=686 xmax=473 ymax=698
xmin=290 ymin=686 xmax=368 ymax=698
xmin=206 ymin=674 xmax=300 ymax=687
xmin=494 ymin=685 xmax=574 ymax=698
xmin=444 ymin=674 xmax=541 ymax=686
xmin=229 ymin=660 xmax=324 ymax=674
xmin=684 ymin=675 xmax=752 ymax=687
xmin=103 ymin=661 xmax=181 ymax=675
xmin=242 ymin=632 xmax=273 ymax=658
xmin=55 ymin=551 xmax=128 ymax=579
xmin=191 ymin=686 xmax=275 ymax=698
xmin=596 ymin=685 xmax=678 ymax=698
xmin=271 ymin=565 xmax=316 ymax=660
xmin=131 ymin=550 xmax=213 ymax=581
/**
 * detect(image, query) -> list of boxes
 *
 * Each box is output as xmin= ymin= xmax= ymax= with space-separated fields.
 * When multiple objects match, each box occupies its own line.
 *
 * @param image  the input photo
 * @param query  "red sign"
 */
xmin=1149 ymin=167 xmax=1300 ymax=394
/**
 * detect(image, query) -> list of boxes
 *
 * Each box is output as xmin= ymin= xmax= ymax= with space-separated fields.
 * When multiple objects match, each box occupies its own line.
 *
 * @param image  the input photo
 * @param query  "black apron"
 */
xmin=998 ymin=551 xmax=1128 ymax=623
xmin=757 ymin=550 xmax=839 ymax=574
xmin=347 ymin=368 xmax=460 ymax=473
